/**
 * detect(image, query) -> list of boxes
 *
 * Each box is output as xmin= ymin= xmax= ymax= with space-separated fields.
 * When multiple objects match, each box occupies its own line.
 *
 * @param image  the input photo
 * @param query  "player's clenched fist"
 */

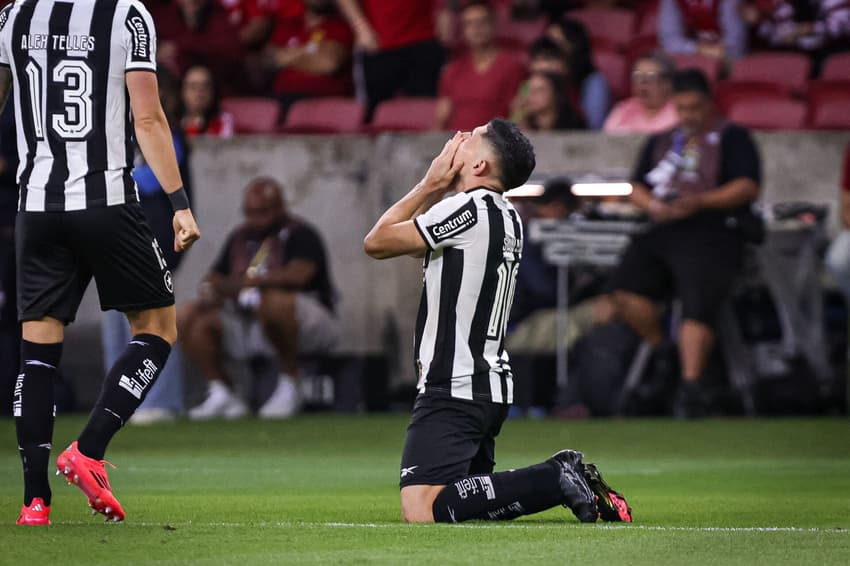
xmin=173 ymin=209 xmax=201 ymax=252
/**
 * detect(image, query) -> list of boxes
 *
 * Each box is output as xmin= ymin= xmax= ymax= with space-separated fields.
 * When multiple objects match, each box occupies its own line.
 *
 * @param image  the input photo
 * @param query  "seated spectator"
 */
xmin=434 ymin=0 xmax=527 ymax=130
xmin=156 ymin=0 xmax=246 ymax=96
xmin=824 ymin=145 xmax=850 ymax=302
xmin=516 ymin=71 xmax=586 ymax=131
xmin=337 ymin=0 xmax=444 ymax=117
xmin=604 ymin=51 xmax=679 ymax=135
xmin=527 ymin=36 xmax=571 ymax=76
xmin=182 ymin=178 xmax=338 ymax=420
xmin=180 ymin=66 xmax=235 ymax=139
xmin=609 ymin=69 xmax=762 ymax=418
xmin=269 ymin=0 xmax=355 ymax=109
xmin=658 ymin=0 xmax=748 ymax=62
xmin=742 ymin=0 xmax=850 ymax=54
xmin=544 ymin=18 xmax=611 ymax=130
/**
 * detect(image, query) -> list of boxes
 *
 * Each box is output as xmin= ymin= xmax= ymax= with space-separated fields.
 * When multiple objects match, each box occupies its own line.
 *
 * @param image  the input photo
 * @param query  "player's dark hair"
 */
xmin=672 ymin=68 xmax=712 ymax=97
xmin=484 ymin=118 xmax=536 ymax=190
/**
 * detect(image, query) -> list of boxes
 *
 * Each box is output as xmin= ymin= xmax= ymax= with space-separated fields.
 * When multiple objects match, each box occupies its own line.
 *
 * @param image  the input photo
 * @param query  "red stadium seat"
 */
xmin=594 ymin=49 xmax=629 ymax=100
xmin=714 ymin=80 xmax=787 ymax=114
xmin=220 ymin=97 xmax=280 ymax=134
xmin=727 ymin=96 xmax=807 ymax=130
xmin=370 ymin=98 xmax=438 ymax=132
xmin=569 ymin=9 xmax=637 ymax=52
xmin=730 ymin=53 xmax=811 ymax=95
xmin=810 ymin=98 xmax=850 ymax=129
xmin=807 ymin=81 xmax=850 ymax=129
xmin=670 ymin=53 xmax=721 ymax=83
xmin=820 ymin=52 xmax=850 ymax=81
xmin=281 ymin=98 xmax=365 ymax=134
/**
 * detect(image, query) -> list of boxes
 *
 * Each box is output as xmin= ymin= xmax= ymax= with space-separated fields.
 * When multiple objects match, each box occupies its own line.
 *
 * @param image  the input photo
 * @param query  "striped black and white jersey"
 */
xmin=412 ymin=186 xmax=523 ymax=404
xmin=0 ymin=0 xmax=157 ymax=212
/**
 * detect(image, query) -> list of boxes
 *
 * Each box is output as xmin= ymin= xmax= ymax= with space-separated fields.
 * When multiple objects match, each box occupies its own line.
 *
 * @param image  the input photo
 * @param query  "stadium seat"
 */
xmin=808 ymin=84 xmax=850 ymax=129
xmin=370 ymin=97 xmax=438 ymax=132
xmin=727 ymin=96 xmax=807 ymax=130
xmin=714 ymin=80 xmax=787 ymax=114
xmin=820 ymin=52 xmax=850 ymax=81
xmin=594 ymin=49 xmax=629 ymax=100
xmin=729 ymin=52 xmax=811 ymax=95
xmin=281 ymin=98 xmax=365 ymax=134
xmin=220 ymin=97 xmax=280 ymax=134
xmin=670 ymin=53 xmax=721 ymax=83
xmin=569 ymin=8 xmax=636 ymax=52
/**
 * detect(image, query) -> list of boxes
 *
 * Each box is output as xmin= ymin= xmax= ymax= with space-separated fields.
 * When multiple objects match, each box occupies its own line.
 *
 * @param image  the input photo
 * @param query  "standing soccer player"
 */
xmin=364 ymin=120 xmax=632 ymax=524
xmin=1 ymin=0 xmax=200 ymax=525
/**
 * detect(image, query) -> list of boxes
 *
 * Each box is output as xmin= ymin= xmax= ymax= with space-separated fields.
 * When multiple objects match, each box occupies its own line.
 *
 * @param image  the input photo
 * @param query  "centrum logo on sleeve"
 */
xmin=125 ymin=7 xmax=150 ymax=61
xmin=428 ymin=201 xmax=477 ymax=243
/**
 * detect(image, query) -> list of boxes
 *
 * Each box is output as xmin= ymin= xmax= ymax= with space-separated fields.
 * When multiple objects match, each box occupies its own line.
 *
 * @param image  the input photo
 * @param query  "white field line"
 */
xmin=60 ymin=520 xmax=849 ymax=534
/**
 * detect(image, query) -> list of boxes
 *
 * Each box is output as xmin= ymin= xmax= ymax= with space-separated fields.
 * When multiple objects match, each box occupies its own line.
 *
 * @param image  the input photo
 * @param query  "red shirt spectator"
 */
xmin=179 ymin=66 xmax=235 ymax=139
xmin=435 ymin=1 xmax=526 ymax=131
xmin=271 ymin=2 xmax=354 ymax=98
xmin=156 ymin=0 xmax=246 ymax=95
xmin=360 ymin=0 xmax=435 ymax=50
xmin=438 ymin=51 xmax=527 ymax=131
xmin=219 ymin=0 xmax=279 ymax=48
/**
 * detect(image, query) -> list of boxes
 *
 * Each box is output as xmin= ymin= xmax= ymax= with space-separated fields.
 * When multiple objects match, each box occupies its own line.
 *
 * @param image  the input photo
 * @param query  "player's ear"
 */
xmin=471 ymin=158 xmax=488 ymax=177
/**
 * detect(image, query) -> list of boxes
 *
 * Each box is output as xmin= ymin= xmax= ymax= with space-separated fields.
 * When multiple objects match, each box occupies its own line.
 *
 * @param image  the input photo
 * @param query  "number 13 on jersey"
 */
xmin=25 ymin=58 xmax=93 ymax=141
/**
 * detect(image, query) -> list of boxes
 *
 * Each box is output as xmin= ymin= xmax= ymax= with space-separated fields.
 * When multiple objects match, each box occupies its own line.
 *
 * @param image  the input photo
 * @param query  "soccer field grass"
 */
xmin=1 ymin=416 xmax=849 ymax=565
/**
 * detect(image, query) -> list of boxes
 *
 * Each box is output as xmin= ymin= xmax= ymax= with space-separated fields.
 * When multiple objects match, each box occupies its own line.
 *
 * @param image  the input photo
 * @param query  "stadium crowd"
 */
xmin=123 ymin=0 xmax=850 ymax=136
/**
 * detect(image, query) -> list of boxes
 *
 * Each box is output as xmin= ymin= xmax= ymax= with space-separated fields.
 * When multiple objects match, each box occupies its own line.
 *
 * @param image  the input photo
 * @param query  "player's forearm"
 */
xmin=133 ymin=110 xmax=184 ymax=194
xmin=376 ymin=182 xmax=442 ymax=228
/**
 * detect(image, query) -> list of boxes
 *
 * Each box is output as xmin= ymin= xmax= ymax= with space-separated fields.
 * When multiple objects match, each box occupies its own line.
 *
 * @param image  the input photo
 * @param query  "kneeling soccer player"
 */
xmin=364 ymin=120 xmax=632 ymax=523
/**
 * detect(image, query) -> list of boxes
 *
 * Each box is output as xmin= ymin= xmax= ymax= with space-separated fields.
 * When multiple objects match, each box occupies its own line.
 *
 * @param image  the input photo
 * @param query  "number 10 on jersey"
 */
xmin=25 ymin=58 xmax=94 ymax=141
xmin=487 ymin=260 xmax=519 ymax=340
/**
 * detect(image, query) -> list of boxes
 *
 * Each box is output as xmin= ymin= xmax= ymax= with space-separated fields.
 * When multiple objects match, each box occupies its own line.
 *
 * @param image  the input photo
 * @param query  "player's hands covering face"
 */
xmin=173 ymin=209 xmax=201 ymax=252
xmin=422 ymin=132 xmax=466 ymax=193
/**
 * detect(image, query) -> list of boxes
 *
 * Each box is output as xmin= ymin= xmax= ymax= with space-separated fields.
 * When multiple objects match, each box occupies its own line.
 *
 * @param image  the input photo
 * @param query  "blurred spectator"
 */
xmin=609 ymin=69 xmax=761 ymax=418
xmin=336 ymin=0 xmax=444 ymax=116
xmin=544 ymin=18 xmax=612 ymax=129
xmin=155 ymin=0 xmax=246 ymax=96
xmin=516 ymin=71 xmax=586 ymax=130
xmin=742 ymin=0 xmax=850 ymax=53
xmin=101 ymin=68 xmax=194 ymax=425
xmin=527 ymin=36 xmax=570 ymax=74
xmin=180 ymin=66 xmax=235 ymax=139
xmin=824 ymin=145 xmax=850 ymax=303
xmin=182 ymin=178 xmax=338 ymax=420
xmin=434 ymin=1 xmax=526 ymax=130
xmin=604 ymin=51 xmax=679 ymax=135
xmin=269 ymin=0 xmax=355 ymax=110
xmin=0 ymin=102 xmax=18 ymax=416
xmin=658 ymin=0 xmax=748 ymax=62
xmin=219 ymin=0 xmax=278 ymax=49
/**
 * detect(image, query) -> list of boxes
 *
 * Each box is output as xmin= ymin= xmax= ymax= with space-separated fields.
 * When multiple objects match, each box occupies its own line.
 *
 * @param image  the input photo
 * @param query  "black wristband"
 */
xmin=167 ymin=187 xmax=190 ymax=211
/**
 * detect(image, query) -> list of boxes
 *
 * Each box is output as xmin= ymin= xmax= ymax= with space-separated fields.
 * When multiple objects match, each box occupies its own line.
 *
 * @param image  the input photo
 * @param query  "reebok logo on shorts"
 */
xmin=400 ymin=466 xmax=418 ymax=479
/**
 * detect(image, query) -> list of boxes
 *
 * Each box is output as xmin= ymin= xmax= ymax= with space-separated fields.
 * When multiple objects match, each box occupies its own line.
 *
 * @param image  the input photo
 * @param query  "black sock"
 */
xmin=15 ymin=340 xmax=62 ymax=506
xmin=78 ymin=334 xmax=171 ymax=460
xmin=431 ymin=461 xmax=564 ymax=523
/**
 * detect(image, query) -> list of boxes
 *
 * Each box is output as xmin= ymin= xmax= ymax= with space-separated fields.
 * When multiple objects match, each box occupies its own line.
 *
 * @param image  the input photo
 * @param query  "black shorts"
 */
xmin=399 ymin=392 xmax=509 ymax=488
xmin=608 ymin=217 xmax=743 ymax=325
xmin=16 ymin=203 xmax=175 ymax=324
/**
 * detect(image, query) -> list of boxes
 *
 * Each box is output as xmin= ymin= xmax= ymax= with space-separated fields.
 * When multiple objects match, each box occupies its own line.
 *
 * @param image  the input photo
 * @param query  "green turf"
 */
xmin=1 ymin=416 xmax=849 ymax=565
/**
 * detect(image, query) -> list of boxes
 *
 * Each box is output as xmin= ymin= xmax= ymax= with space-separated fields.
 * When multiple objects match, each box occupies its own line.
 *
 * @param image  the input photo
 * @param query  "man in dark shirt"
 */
xmin=609 ymin=69 xmax=762 ymax=418
xmin=181 ymin=177 xmax=337 ymax=419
